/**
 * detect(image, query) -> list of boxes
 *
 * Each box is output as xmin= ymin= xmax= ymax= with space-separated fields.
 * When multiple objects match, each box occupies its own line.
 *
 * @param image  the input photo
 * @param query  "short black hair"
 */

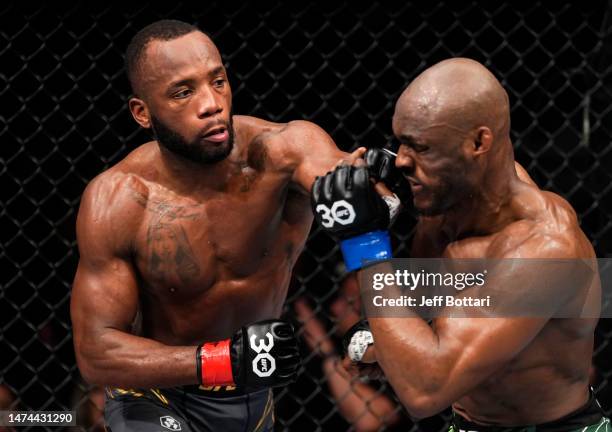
xmin=125 ymin=19 xmax=199 ymax=96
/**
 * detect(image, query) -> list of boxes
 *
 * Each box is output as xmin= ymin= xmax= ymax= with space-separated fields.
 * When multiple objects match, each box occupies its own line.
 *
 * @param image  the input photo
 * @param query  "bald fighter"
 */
xmin=70 ymin=20 xmax=396 ymax=432
xmin=314 ymin=58 xmax=609 ymax=431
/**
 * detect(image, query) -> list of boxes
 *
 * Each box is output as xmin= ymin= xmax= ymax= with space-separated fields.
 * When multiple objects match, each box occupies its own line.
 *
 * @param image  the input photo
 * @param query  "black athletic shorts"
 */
xmin=104 ymin=385 xmax=274 ymax=432
xmin=449 ymin=389 xmax=609 ymax=432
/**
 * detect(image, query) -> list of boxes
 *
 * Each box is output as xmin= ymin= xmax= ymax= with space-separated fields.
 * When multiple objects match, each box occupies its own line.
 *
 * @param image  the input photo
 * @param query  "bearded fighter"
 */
xmin=71 ymin=20 xmax=397 ymax=432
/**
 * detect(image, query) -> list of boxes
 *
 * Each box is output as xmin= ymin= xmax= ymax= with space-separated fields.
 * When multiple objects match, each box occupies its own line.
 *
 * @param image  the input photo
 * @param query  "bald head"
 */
xmin=393 ymin=59 xmax=516 ymax=216
xmin=394 ymin=58 xmax=510 ymax=140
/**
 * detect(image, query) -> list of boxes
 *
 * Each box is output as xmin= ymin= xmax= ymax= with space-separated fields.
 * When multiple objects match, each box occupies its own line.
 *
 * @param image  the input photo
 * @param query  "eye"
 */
xmin=399 ymin=141 xmax=428 ymax=154
xmin=413 ymin=143 xmax=429 ymax=153
xmin=173 ymin=89 xmax=192 ymax=99
xmin=213 ymin=78 xmax=226 ymax=88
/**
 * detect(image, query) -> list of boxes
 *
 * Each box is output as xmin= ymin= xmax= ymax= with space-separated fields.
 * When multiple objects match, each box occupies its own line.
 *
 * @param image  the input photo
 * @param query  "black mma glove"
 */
xmin=365 ymin=147 xmax=414 ymax=214
xmin=312 ymin=165 xmax=390 ymax=238
xmin=312 ymin=165 xmax=393 ymax=270
xmin=364 ymin=147 xmax=399 ymax=186
xmin=197 ymin=319 xmax=300 ymax=392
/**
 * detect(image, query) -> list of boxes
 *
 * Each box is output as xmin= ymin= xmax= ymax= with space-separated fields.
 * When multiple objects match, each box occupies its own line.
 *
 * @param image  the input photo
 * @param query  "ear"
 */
xmin=473 ymin=126 xmax=493 ymax=156
xmin=128 ymin=97 xmax=151 ymax=129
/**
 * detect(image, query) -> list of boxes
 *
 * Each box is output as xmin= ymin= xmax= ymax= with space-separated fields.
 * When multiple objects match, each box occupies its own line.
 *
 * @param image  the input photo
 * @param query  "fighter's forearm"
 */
xmin=368 ymin=317 xmax=458 ymax=417
xmin=356 ymin=262 xmax=462 ymax=415
xmin=77 ymin=328 xmax=197 ymax=388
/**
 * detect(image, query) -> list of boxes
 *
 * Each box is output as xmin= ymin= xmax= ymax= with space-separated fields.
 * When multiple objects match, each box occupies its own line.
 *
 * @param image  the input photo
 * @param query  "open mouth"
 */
xmin=201 ymin=126 xmax=229 ymax=143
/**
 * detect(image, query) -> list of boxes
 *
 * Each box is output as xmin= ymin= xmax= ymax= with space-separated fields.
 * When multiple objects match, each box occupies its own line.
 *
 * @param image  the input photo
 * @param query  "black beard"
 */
xmin=150 ymin=115 xmax=234 ymax=164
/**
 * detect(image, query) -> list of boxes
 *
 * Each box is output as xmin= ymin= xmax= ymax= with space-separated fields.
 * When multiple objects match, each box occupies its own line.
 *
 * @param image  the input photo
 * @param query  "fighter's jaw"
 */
xmin=411 ymin=189 xmax=437 ymax=214
xmin=412 ymin=187 xmax=460 ymax=216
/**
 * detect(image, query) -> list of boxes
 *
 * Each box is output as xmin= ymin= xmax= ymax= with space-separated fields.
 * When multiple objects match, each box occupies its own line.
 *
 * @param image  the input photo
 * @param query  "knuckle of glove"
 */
xmin=312 ymin=176 xmax=322 ymax=202
xmin=270 ymin=320 xmax=295 ymax=339
xmin=322 ymin=172 xmax=335 ymax=201
xmin=351 ymin=166 xmax=369 ymax=190
xmin=365 ymin=148 xmax=398 ymax=185
xmin=241 ymin=319 xmax=300 ymax=388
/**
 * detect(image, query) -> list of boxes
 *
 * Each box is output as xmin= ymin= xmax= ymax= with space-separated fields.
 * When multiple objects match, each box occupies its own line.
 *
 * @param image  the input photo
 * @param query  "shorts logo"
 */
xmin=250 ymin=332 xmax=276 ymax=377
xmin=160 ymin=415 xmax=181 ymax=430
xmin=315 ymin=200 xmax=356 ymax=228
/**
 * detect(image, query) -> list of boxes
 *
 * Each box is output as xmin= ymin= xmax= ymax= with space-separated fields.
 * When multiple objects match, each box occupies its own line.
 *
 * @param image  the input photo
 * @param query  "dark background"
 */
xmin=1 ymin=2 xmax=611 ymax=431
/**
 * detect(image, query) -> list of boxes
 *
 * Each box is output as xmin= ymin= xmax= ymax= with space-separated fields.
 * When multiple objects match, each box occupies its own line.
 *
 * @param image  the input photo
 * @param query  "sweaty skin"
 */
xmin=71 ymin=31 xmax=363 ymax=389
xmin=357 ymin=58 xmax=599 ymax=425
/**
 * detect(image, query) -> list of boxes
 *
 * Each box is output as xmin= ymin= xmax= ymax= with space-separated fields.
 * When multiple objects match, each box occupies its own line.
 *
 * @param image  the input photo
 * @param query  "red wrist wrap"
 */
xmin=199 ymin=339 xmax=234 ymax=387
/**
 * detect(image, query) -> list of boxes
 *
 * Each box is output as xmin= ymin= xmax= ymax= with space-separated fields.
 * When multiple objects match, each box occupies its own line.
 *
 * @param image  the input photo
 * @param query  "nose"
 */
xmin=396 ymin=146 xmax=415 ymax=172
xmin=196 ymin=86 xmax=223 ymax=118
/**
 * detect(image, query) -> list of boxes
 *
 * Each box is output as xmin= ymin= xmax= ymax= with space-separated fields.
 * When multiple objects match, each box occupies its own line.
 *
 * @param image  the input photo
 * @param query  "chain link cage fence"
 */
xmin=1 ymin=2 xmax=611 ymax=431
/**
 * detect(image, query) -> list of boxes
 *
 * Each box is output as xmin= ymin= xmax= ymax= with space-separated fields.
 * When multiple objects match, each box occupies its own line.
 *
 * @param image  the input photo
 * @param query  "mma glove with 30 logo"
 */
xmin=197 ymin=319 xmax=300 ymax=392
xmin=312 ymin=165 xmax=395 ymax=270
xmin=312 ymin=165 xmax=390 ymax=238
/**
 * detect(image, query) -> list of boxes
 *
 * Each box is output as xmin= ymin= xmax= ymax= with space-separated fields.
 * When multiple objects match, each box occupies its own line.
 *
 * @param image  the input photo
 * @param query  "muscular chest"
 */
xmin=132 ymin=174 xmax=310 ymax=295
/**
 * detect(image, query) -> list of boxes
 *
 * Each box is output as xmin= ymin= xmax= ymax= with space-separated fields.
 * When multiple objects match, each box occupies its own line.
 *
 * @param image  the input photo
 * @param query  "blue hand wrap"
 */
xmin=339 ymin=230 xmax=392 ymax=271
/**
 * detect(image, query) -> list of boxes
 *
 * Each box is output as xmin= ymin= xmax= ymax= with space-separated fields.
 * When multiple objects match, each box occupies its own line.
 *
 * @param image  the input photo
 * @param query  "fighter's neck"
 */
xmin=155 ymin=130 xmax=248 ymax=195
xmin=440 ymin=173 xmax=522 ymax=240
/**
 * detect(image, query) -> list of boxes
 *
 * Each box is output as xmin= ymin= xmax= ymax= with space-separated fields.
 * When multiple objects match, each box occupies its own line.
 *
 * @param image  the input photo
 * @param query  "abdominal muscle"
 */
xmin=137 ymin=262 xmax=293 ymax=346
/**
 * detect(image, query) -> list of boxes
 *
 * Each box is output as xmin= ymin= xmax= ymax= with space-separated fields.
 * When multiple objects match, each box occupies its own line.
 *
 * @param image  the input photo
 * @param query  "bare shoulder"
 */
xmin=277 ymin=119 xmax=333 ymax=141
xmin=276 ymin=120 xmax=339 ymax=168
xmin=234 ymin=115 xmax=284 ymax=134
xmin=77 ymin=164 xmax=150 ymax=257
xmin=233 ymin=115 xmax=288 ymax=170
xmin=240 ymin=115 xmax=333 ymax=148
xmin=81 ymin=168 xmax=149 ymax=213
xmin=236 ymin=115 xmax=337 ymax=171
xmin=492 ymin=188 xmax=594 ymax=259
xmin=80 ymin=142 xmax=158 ymax=213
